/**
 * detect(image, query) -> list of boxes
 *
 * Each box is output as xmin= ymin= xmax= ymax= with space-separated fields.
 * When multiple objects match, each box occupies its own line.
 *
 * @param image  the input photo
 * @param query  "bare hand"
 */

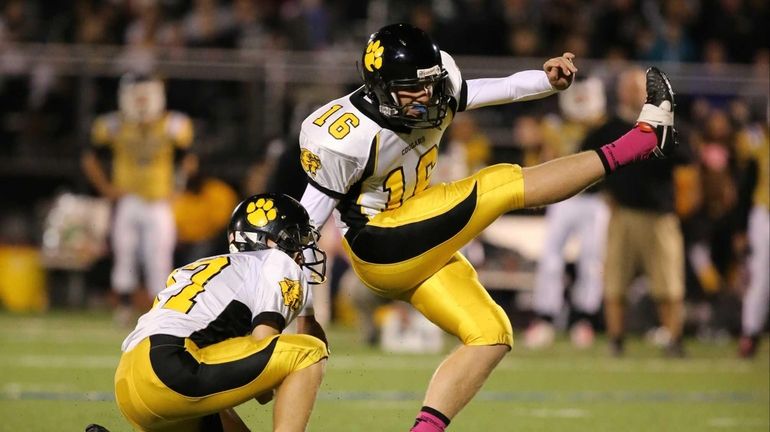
xmin=544 ymin=52 xmax=577 ymax=90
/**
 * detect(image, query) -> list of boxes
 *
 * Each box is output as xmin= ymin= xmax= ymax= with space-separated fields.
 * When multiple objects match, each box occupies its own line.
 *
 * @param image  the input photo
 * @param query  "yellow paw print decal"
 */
xmin=300 ymin=148 xmax=322 ymax=176
xmin=246 ymin=198 xmax=277 ymax=227
xmin=364 ymin=40 xmax=384 ymax=72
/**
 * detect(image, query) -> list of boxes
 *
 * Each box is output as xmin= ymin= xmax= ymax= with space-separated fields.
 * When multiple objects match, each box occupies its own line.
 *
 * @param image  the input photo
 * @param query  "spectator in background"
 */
xmin=590 ymin=0 xmax=643 ymax=59
xmin=182 ymin=0 xmax=235 ymax=47
xmin=640 ymin=0 xmax=697 ymax=62
xmin=686 ymin=108 xmax=741 ymax=298
xmin=441 ymin=112 xmax=492 ymax=178
xmin=602 ymin=67 xmax=692 ymax=357
xmin=510 ymin=115 xmax=547 ymax=167
xmin=0 ymin=0 xmax=35 ymax=43
xmin=506 ymin=25 xmax=541 ymax=57
xmin=736 ymin=112 xmax=769 ymax=358
xmin=526 ymin=77 xmax=609 ymax=350
xmin=232 ymin=0 xmax=283 ymax=51
xmin=695 ymin=0 xmax=768 ymax=63
xmin=73 ymin=1 xmax=123 ymax=45
xmin=81 ymin=74 xmax=197 ymax=327
xmin=172 ymin=170 xmax=238 ymax=266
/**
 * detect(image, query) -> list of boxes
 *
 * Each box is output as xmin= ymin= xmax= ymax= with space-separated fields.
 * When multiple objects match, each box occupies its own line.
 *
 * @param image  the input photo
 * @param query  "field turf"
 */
xmin=0 ymin=311 xmax=767 ymax=431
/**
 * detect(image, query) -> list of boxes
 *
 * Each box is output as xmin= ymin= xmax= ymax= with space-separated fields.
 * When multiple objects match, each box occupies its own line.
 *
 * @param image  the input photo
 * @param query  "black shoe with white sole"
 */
xmin=637 ymin=67 xmax=677 ymax=158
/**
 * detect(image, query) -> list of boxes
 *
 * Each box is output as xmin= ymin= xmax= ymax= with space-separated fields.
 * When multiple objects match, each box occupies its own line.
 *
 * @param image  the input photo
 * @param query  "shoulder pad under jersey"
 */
xmin=299 ymin=93 xmax=382 ymax=196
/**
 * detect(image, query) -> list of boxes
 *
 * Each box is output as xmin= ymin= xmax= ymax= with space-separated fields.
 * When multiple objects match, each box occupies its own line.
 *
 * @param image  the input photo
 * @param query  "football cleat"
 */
xmin=85 ymin=424 xmax=110 ymax=432
xmin=636 ymin=67 xmax=677 ymax=158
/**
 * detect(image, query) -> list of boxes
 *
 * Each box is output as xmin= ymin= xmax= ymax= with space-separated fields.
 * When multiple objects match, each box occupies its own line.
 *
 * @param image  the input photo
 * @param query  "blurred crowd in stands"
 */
xmin=0 ymin=0 xmax=766 ymax=62
xmin=0 ymin=0 xmax=768 ymax=352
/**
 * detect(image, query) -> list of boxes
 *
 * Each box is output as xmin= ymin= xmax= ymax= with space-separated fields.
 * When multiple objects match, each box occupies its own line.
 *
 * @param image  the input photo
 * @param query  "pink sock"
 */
xmin=410 ymin=407 xmax=449 ymax=432
xmin=596 ymin=123 xmax=657 ymax=173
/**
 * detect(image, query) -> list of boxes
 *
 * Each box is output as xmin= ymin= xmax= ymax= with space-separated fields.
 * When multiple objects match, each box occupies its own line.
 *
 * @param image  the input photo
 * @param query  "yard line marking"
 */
xmin=1 ymin=389 xmax=764 ymax=404
xmin=0 ymin=353 xmax=761 ymax=375
xmin=529 ymin=408 xmax=589 ymax=418
xmin=328 ymin=355 xmax=758 ymax=374
xmin=707 ymin=417 xmax=769 ymax=428
xmin=0 ymin=354 xmax=118 ymax=368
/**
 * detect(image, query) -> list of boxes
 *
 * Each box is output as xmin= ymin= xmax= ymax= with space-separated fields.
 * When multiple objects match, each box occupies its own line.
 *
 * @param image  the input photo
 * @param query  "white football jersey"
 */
xmin=299 ymin=52 xmax=465 ymax=234
xmin=121 ymin=249 xmax=313 ymax=352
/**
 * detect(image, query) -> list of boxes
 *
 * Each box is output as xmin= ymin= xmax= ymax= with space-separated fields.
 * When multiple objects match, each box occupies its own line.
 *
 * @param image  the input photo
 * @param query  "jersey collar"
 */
xmin=349 ymin=87 xmax=412 ymax=134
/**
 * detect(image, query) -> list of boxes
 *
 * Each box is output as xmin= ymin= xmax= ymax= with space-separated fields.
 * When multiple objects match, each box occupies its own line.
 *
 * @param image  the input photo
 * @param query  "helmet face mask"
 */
xmin=228 ymin=194 xmax=327 ymax=284
xmin=362 ymin=24 xmax=450 ymax=129
xmin=119 ymin=74 xmax=166 ymax=123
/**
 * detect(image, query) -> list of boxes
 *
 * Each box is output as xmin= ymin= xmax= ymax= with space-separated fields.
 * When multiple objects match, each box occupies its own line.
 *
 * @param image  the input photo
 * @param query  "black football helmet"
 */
xmin=228 ymin=193 xmax=326 ymax=284
xmin=361 ymin=23 xmax=450 ymax=129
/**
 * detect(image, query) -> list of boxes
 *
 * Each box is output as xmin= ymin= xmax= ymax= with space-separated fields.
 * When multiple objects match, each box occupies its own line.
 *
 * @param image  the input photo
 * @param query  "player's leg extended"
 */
xmin=345 ymin=163 xmax=524 ymax=295
xmin=114 ymin=334 xmax=327 ymax=431
xmin=398 ymin=253 xmax=511 ymax=421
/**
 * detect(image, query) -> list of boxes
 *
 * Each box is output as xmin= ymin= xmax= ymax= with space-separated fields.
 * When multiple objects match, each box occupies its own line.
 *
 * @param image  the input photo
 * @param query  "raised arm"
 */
xmin=300 ymin=184 xmax=339 ymax=229
xmin=463 ymin=52 xmax=577 ymax=110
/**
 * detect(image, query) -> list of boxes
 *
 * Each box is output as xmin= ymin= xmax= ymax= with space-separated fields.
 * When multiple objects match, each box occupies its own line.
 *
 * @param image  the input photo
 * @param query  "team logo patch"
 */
xmin=300 ymin=148 xmax=322 ymax=176
xmin=364 ymin=40 xmax=384 ymax=72
xmin=279 ymin=278 xmax=303 ymax=311
xmin=246 ymin=198 xmax=277 ymax=227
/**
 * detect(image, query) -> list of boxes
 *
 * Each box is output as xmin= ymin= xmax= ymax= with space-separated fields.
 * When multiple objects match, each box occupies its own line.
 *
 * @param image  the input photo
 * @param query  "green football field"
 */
xmin=0 ymin=311 xmax=767 ymax=432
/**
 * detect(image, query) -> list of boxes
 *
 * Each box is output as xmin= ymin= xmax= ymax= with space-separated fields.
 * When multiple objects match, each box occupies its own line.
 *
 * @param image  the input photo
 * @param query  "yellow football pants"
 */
xmin=114 ymin=333 xmax=327 ymax=431
xmin=344 ymin=163 xmax=525 ymax=346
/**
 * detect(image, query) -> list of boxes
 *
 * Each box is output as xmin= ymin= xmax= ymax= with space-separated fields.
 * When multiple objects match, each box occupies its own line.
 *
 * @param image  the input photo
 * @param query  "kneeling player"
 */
xmin=90 ymin=193 xmax=328 ymax=432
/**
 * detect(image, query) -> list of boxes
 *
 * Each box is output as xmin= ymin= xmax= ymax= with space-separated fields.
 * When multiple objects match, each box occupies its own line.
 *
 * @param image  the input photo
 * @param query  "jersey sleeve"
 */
xmin=298 ymin=285 xmax=314 ymax=317
xmin=251 ymin=250 xmax=311 ymax=331
xmin=90 ymin=113 xmax=119 ymax=148
xmin=166 ymin=111 xmax=194 ymax=149
xmin=464 ymin=70 xmax=556 ymax=110
xmin=301 ymin=183 xmax=339 ymax=229
xmin=299 ymin=129 xmax=366 ymax=198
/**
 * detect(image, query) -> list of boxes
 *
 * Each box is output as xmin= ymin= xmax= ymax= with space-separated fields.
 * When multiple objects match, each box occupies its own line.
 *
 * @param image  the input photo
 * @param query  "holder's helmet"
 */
xmin=227 ymin=193 xmax=326 ymax=284
xmin=361 ymin=23 xmax=450 ymax=129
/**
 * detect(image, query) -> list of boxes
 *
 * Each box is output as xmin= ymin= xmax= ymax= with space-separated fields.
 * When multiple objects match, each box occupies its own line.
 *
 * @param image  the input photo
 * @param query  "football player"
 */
xmin=81 ymin=74 xmax=198 ymax=326
xmin=89 ymin=193 xmax=329 ymax=432
xmin=738 ymin=120 xmax=769 ymax=358
xmin=297 ymin=23 xmax=677 ymax=431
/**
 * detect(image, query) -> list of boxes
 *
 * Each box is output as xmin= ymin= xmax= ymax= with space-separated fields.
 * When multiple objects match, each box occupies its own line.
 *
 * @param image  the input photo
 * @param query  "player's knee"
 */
xmin=464 ymin=319 xmax=513 ymax=348
xmin=282 ymin=334 xmax=329 ymax=363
